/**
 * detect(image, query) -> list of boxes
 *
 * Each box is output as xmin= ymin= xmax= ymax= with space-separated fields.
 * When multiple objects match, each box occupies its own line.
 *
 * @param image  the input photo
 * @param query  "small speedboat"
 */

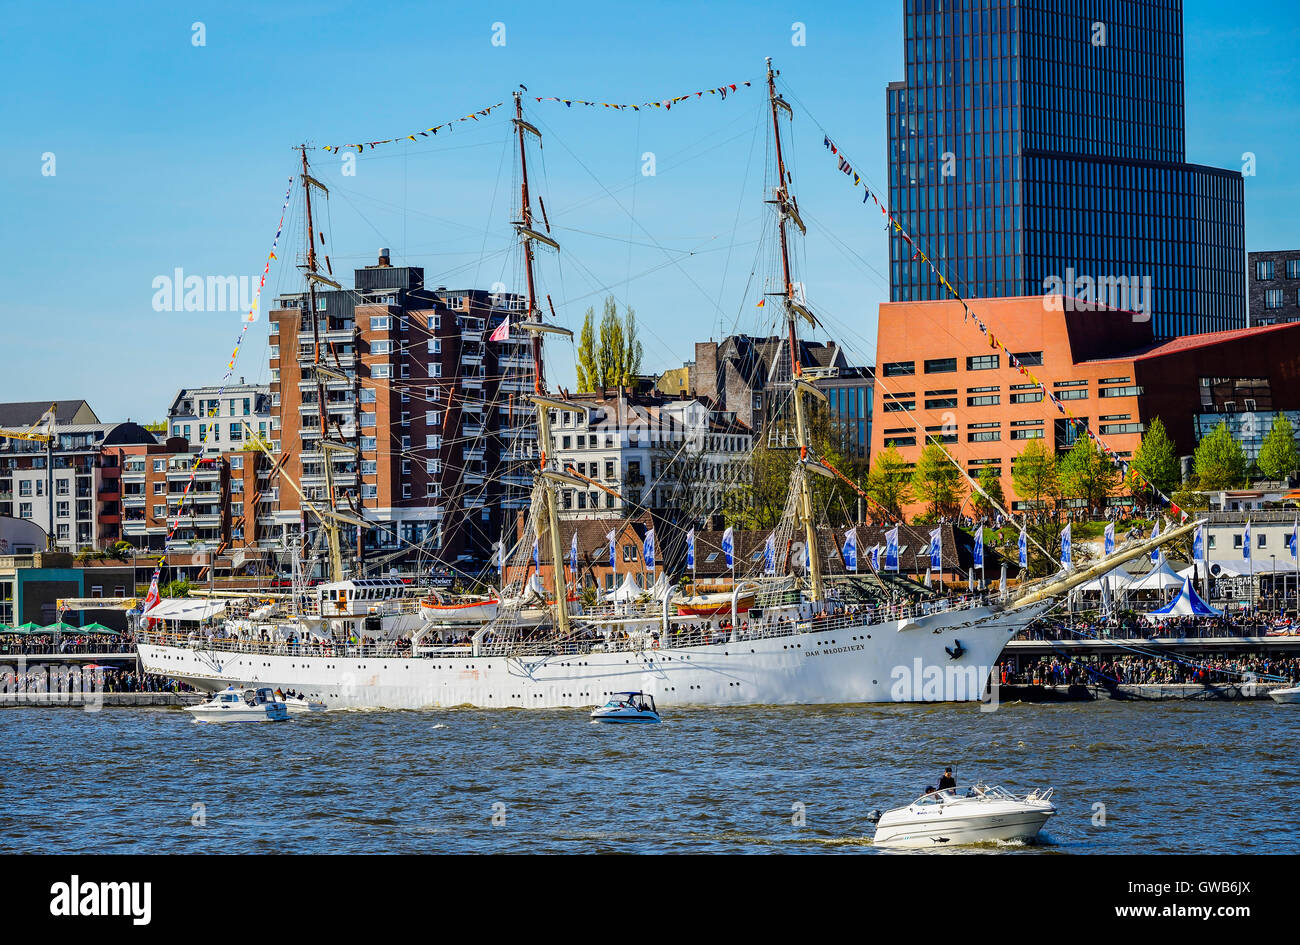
xmin=1269 ymin=685 xmax=1300 ymax=704
xmin=590 ymin=692 xmax=660 ymax=723
xmin=277 ymin=691 xmax=327 ymax=713
xmin=186 ymin=686 xmax=290 ymax=723
xmin=869 ymin=784 xmax=1055 ymax=848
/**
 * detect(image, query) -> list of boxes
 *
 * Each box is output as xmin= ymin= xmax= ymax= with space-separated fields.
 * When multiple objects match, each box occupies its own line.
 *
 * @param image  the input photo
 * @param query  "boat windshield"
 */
xmin=916 ymin=784 xmax=1016 ymax=804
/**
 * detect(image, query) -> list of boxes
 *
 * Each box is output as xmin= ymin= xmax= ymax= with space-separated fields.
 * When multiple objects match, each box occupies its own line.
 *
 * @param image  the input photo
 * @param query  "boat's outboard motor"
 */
xmin=865 ymin=808 xmax=882 ymax=824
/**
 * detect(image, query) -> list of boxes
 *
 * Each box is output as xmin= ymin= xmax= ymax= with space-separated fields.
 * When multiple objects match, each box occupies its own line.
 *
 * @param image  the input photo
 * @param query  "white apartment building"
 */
xmin=167 ymin=381 xmax=272 ymax=456
xmin=549 ymin=391 xmax=752 ymax=521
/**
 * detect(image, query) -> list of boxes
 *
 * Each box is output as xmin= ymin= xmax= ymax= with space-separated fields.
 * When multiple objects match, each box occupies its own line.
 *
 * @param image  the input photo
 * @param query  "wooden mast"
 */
xmin=766 ymin=58 xmax=824 ymax=603
xmin=513 ymin=93 xmax=570 ymax=635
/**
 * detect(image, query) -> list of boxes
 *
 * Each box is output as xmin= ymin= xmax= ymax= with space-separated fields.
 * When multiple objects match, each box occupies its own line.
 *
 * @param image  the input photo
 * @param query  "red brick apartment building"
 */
xmin=870 ymin=296 xmax=1300 ymax=515
xmin=270 ymin=252 xmax=532 ymax=572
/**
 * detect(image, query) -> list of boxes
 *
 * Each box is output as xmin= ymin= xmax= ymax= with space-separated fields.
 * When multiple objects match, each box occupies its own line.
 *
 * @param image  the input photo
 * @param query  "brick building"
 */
xmin=269 ymin=251 xmax=531 ymax=574
xmin=1249 ymin=251 xmax=1300 ymax=325
xmin=871 ymin=295 xmax=1300 ymax=515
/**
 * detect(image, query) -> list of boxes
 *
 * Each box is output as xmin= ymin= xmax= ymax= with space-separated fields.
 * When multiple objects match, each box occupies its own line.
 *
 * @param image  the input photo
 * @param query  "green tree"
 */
xmin=1257 ymin=414 xmax=1300 ymax=480
xmin=1129 ymin=416 xmax=1180 ymax=494
xmin=576 ymin=308 xmax=598 ymax=392
xmin=597 ymin=296 xmax=623 ymax=388
xmin=911 ymin=440 xmax=965 ymax=521
xmin=1193 ymin=420 xmax=1247 ymax=490
xmin=1058 ymin=437 xmax=1120 ymax=509
xmin=620 ymin=307 xmax=644 ymax=386
xmin=971 ymin=466 xmax=1006 ymax=519
xmin=161 ymin=579 xmax=192 ymax=598
xmin=1011 ymin=438 xmax=1058 ymax=509
xmin=866 ymin=442 xmax=913 ymax=521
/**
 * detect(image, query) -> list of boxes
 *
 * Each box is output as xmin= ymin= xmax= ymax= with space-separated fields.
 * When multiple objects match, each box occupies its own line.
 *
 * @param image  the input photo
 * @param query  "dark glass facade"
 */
xmin=887 ymin=0 xmax=1245 ymax=338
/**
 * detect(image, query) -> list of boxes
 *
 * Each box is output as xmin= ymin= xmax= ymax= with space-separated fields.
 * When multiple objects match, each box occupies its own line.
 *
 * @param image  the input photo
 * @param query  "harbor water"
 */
xmin=2 ymin=700 xmax=1294 ymax=854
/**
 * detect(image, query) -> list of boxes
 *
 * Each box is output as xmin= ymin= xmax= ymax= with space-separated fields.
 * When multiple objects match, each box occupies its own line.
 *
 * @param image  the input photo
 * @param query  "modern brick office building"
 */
xmin=870 ymin=296 xmax=1300 ymax=515
xmin=1248 ymin=251 xmax=1300 ymax=325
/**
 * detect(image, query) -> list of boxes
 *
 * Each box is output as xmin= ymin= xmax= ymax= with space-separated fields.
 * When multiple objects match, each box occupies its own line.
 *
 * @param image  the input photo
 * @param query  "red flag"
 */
xmin=142 ymin=571 xmax=162 ymax=628
xmin=489 ymin=318 xmax=511 ymax=342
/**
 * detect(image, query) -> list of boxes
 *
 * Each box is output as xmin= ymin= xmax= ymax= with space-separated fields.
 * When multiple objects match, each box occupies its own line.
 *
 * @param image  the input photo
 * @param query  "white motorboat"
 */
xmin=869 ymin=784 xmax=1055 ymax=848
xmin=279 ymin=692 xmax=327 ymax=713
xmin=185 ymin=686 xmax=290 ymax=723
xmin=1269 ymin=685 xmax=1300 ymax=704
xmin=590 ymin=692 xmax=660 ymax=723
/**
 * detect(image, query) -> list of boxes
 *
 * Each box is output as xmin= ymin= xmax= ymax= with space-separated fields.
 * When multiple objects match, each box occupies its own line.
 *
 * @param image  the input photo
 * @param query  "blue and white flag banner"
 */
xmin=722 ymin=527 xmax=735 ymax=569
xmin=885 ymin=526 xmax=900 ymax=572
xmin=1104 ymin=521 xmax=1115 ymax=556
xmin=686 ymin=528 xmax=696 ymax=570
xmin=843 ymin=528 xmax=858 ymax=572
xmin=973 ymin=528 xmax=984 ymax=569
xmin=1060 ymin=523 xmax=1072 ymax=567
xmin=928 ymin=527 xmax=942 ymax=571
xmin=643 ymin=528 xmax=656 ymax=570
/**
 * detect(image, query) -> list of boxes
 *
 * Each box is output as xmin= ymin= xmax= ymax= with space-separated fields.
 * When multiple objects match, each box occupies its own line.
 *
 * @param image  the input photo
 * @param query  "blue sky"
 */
xmin=1 ymin=0 xmax=1296 ymax=423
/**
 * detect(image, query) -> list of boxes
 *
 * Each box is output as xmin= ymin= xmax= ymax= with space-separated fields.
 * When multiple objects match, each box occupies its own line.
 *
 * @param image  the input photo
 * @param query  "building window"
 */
xmin=316 ymin=297 xmax=328 ymax=311
xmin=429 ymin=364 xmax=442 ymax=378
xmin=371 ymin=364 xmax=391 ymax=379
xmin=923 ymin=357 xmax=956 ymax=374
xmin=1100 ymin=422 xmax=1144 ymax=435
xmin=1057 ymin=389 xmax=1088 ymax=401
xmin=882 ymin=361 xmax=915 ymax=377
xmin=1010 ymin=386 xmax=1043 ymax=404
xmin=967 ymin=395 xmax=1000 ymax=406
xmin=371 ymin=315 xmax=391 ymax=330
xmin=968 ymin=430 xmax=1001 ymax=442
xmin=1011 ymin=351 xmax=1043 ymax=366
xmin=924 ymin=395 xmax=958 ymax=409
xmin=1265 ymin=289 xmax=1284 ymax=310
xmin=1099 ymin=386 xmax=1142 ymax=398
xmin=882 ymin=400 xmax=915 ymax=413
xmin=1287 ymin=260 xmax=1300 ymax=280
xmin=371 ymin=340 xmax=393 ymax=355
xmin=966 ymin=355 xmax=998 ymax=371
xmin=1256 ymin=260 xmax=1275 ymax=281
xmin=1011 ymin=428 xmax=1044 ymax=440
xmin=428 ymin=339 xmax=441 ymax=355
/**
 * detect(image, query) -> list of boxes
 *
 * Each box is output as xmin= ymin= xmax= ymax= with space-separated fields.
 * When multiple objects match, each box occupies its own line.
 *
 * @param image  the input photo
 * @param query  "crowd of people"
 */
xmin=0 ymin=630 xmax=135 ymax=655
xmin=1000 ymin=653 xmax=1300 ymax=687
xmin=0 ymin=665 xmax=195 ymax=695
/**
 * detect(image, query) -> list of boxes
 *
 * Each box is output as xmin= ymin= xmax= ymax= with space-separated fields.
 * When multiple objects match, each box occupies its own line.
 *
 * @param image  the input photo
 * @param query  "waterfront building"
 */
xmin=684 ymin=334 xmax=873 ymax=456
xmin=0 ymin=550 xmax=134 ymax=629
xmin=548 ymin=389 xmax=752 ymax=524
xmin=870 ymin=296 xmax=1300 ymax=516
xmin=1248 ymin=250 xmax=1300 ymax=326
xmin=166 ymin=381 xmax=271 ymax=456
xmin=269 ymin=250 xmax=532 ymax=574
xmin=0 ymin=401 xmax=154 ymax=553
xmin=886 ymin=0 xmax=1245 ymax=338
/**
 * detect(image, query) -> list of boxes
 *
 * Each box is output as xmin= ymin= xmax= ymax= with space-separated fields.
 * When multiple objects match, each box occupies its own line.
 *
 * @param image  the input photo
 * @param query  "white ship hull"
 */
xmin=138 ymin=601 xmax=1050 ymax=710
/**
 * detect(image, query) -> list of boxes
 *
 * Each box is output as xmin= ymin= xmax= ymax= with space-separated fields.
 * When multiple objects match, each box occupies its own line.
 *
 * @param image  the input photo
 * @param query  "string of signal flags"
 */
xmin=318 ymin=80 xmax=754 ymax=154
xmin=818 ymin=134 xmax=1188 ymax=525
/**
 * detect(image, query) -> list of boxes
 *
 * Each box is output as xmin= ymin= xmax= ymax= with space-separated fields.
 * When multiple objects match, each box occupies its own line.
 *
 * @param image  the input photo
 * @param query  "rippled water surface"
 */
xmin=2 ymin=701 xmax=1295 ymax=853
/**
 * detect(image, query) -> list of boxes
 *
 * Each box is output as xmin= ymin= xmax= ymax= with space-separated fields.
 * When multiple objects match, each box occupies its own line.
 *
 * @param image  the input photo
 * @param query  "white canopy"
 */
xmin=1176 ymin=560 xmax=1252 ymax=579
xmin=648 ymin=573 xmax=673 ymax=601
xmin=1125 ymin=557 xmax=1185 ymax=592
xmin=1078 ymin=562 xmax=1140 ymax=592
xmin=144 ymin=599 xmax=228 ymax=623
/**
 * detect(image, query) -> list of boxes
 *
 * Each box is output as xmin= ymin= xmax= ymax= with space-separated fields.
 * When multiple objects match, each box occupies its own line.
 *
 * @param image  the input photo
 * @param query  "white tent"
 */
xmin=1125 ymin=557 xmax=1185 ymax=592
xmin=608 ymin=572 xmax=645 ymax=602
xmin=1177 ymin=560 xmax=1252 ymax=579
xmin=1078 ymin=562 xmax=1140 ymax=592
xmin=648 ymin=573 xmax=673 ymax=601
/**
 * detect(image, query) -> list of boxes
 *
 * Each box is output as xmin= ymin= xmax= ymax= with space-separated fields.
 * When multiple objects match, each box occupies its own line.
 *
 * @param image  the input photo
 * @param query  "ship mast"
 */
xmin=296 ymin=145 xmax=348 ymax=583
xmin=766 ymin=58 xmax=825 ymax=603
xmin=512 ymin=93 xmax=571 ymax=635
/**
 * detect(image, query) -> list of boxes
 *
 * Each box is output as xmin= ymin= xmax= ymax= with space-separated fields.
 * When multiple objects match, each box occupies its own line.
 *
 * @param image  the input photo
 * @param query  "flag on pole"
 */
xmin=1060 ymin=523 xmax=1072 ymax=567
xmin=686 ymin=528 xmax=696 ymax=569
xmin=870 ymin=543 xmax=881 ymax=570
xmin=141 ymin=570 xmax=162 ymax=628
xmin=1291 ymin=520 xmax=1299 ymax=561
xmin=885 ymin=526 xmax=900 ymax=572
xmin=722 ymin=527 xmax=735 ymax=569
xmin=1149 ymin=521 xmax=1161 ymax=563
xmin=1194 ymin=524 xmax=1206 ymax=562
xmin=498 ymin=541 xmax=506 ymax=576
xmin=973 ymin=528 xmax=984 ymax=569
xmin=763 ymin=533 xmax=776 ymax=575
xmin=928 ymin=527 xmax=942 ymax=571
xmin=569 ymin=532 xmax=578 ymax=575
xmin=1104 ymin=521 xmax=1115 ymax=556
xmin=489 ymin=318 xmax=511 ymax=342
xmin=607 ymin=529 xmax=617 ymax=571
xmin=532 ymin=537 xmax=539 ymax=571
xmin=1018 ymin=527 xmax=1028 ymax=569
xmin=1243 ymin=520 xmax=1252 ymax=562
xmin=843 ymin=528 xmax=858 ymax=571
xmin=643 ymin=528 xmax=656 ymax=570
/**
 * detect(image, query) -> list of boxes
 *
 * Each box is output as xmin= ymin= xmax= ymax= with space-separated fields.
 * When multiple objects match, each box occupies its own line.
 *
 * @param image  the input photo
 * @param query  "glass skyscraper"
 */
xmin=887 ymin=0 xmax=1245 ymax=338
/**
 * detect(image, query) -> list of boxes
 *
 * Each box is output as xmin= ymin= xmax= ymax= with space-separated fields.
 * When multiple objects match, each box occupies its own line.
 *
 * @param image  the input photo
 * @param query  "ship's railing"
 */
xmin=136 ymin=593 xmax=994 ymax=661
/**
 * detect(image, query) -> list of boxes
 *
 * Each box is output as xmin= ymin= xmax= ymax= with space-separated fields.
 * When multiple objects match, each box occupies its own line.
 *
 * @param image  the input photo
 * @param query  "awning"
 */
xmin=1146 ymin=577 xmax=1223 ymax=618
xmin=143 ymin=599 xmax=228 ymax=622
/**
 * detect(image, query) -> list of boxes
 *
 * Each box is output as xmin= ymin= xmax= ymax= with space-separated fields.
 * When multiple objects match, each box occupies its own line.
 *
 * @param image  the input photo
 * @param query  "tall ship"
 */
xmin=136 ymin=62 xmax=1195 ymax=709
